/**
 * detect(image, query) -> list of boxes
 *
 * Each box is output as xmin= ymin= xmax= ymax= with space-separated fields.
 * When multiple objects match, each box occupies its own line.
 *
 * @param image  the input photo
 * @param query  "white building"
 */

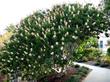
xmin=98 ymin=31 xmax=110 ymax=53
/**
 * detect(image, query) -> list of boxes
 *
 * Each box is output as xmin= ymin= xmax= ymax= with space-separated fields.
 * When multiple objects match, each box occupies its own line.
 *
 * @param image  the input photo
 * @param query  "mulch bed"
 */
xmin=0 ymin=66 xmax=90 ymax=82
xmin=37 ymin=66 xmax=90 ymax=82
xmin=37 ymin=67 xmax=76 ymax=82
xmin=84 ymin=60 xmax=110 ymax=69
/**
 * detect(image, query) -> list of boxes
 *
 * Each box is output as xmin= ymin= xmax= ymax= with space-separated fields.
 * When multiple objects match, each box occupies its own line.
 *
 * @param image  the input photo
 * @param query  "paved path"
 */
xmin=74 ymin=62 xmax=110 ymax=82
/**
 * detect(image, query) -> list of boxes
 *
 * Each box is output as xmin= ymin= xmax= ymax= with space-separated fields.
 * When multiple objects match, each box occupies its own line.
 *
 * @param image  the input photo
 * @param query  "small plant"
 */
xmin=77 ymin=66 xmax=88 ymax=74
xmin=78 ymin=72 xmax=87 ymax=77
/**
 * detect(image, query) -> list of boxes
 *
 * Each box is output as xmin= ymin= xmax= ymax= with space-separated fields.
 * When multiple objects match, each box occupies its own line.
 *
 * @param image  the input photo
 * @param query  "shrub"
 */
xmin=75 ymin=37 xmax=101 ymax=61
xmin=107 ymin=47 xmax=110 ymax=56
xmin=83 ymin=48 xmax=101 ymax=60
xmin=101 ymin=55 xmax=110 ymax=64
xmin=0 ymin=3 xmax=109 ymax=80
xmin=77 ymin=48 xmax=101 ymax=62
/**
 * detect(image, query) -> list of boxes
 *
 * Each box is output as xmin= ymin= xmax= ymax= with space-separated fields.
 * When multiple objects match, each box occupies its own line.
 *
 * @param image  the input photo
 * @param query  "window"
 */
xmin=100 ymin=41 xmax=103 ymax=48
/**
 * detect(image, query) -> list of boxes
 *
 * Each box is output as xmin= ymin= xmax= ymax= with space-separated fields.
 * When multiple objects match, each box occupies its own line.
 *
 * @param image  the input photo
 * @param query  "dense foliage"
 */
xmin=0 ymin=4 xmax=110 ymax=80
xmin=75 ymin=37 xmax=101 ymax=61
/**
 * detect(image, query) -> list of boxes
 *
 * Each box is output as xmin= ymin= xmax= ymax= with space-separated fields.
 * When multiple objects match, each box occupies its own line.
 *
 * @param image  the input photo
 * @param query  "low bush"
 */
xmin=78 ymin=48 xmax=102 ymax=62
xmin=84 ymin=48 xmax=101 ymax=60
xmin=101 ymin=55 xmax=110 ymax=64
xmin=94 ymin=56 xmax=110 ymax=67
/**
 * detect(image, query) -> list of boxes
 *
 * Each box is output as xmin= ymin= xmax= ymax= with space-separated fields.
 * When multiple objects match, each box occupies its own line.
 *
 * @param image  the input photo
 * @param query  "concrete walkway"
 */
xmin=74 ymin=62 xmax=110 ymax=82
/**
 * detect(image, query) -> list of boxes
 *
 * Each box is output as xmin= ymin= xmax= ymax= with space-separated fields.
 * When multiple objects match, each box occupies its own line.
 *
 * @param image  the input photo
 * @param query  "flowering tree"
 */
xmin=0 ymin=4 xmax=110 ymax=80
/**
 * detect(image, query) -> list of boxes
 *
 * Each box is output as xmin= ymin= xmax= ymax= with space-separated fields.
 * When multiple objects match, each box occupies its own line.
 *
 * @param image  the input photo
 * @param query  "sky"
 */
xmin=0 ymin=0 xmax=101 ymax=34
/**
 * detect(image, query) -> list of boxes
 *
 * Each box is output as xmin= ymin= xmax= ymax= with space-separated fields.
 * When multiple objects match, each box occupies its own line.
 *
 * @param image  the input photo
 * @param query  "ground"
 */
xmin=75 ymin=62 xmax=110 ymax=82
